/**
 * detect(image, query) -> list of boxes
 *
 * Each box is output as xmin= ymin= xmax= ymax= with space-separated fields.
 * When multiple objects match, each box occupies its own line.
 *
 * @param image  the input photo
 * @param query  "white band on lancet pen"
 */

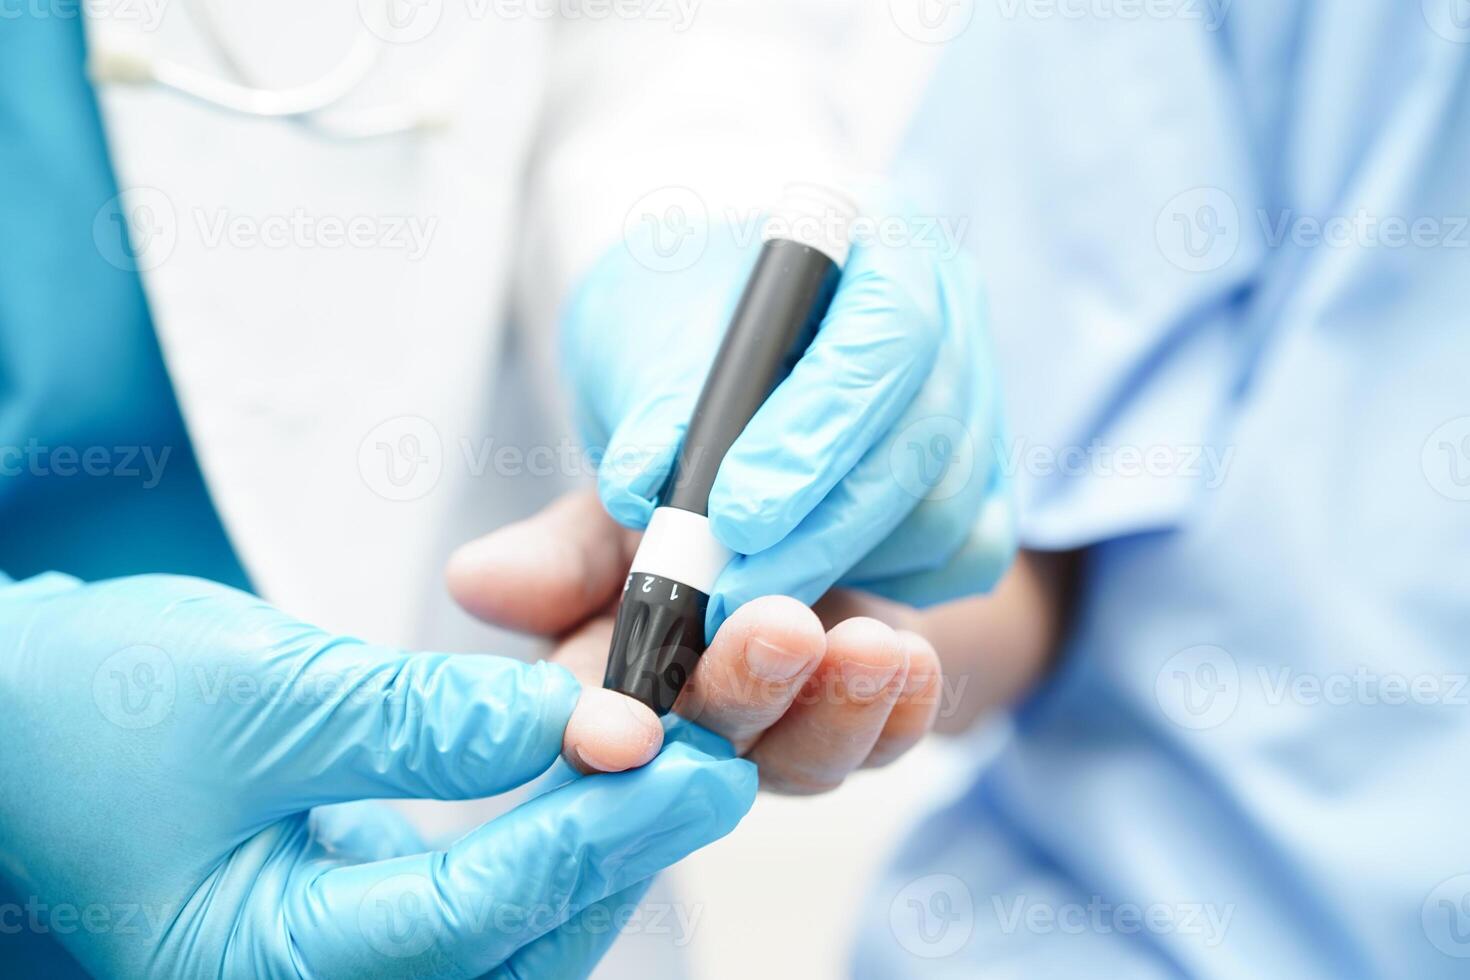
xmin=602 ymin=182 xmax=857 ymax=715
xmin=628 ymin=509 xmax=732 ymax=596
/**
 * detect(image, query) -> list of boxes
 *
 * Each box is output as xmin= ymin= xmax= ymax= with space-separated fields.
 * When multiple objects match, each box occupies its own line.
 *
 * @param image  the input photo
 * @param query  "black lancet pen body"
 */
xmin=603 ymin=185 xmax=855 ymax=715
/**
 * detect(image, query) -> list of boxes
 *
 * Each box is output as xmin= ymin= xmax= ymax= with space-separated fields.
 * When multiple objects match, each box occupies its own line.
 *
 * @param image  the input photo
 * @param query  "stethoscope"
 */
xmin=87 ymin=0 xmax=454 ymax=139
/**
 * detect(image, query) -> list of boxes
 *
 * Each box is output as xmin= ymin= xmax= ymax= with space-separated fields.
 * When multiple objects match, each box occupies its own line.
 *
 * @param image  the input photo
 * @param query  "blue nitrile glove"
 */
xmin=0 ymin=573 xmax=755 ymax=979
xmin=564 ymin=215 xmax=1016 ymax=634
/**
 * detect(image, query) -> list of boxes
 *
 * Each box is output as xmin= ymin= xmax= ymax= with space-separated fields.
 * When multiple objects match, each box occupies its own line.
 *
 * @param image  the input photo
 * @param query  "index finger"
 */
xmin=446 ymin=491 xmax=636 ymax=636
xmin=672 ymin=594 xmax=827 ymax=754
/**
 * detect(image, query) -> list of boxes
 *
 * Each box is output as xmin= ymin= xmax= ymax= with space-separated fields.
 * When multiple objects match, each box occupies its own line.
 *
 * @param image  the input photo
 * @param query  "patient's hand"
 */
xmin=447 ymin=491 xmax=942 ymax=794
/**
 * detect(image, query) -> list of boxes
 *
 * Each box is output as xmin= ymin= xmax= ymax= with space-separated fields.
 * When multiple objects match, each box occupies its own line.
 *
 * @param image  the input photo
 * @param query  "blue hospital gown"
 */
xmin=859 ymin=2 xmax=1470 ymax=977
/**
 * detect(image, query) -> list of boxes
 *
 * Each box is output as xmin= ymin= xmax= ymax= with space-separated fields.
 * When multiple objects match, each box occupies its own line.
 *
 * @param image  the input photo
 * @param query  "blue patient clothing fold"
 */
xmin=0 ymin=12 xmax=247 ymax=589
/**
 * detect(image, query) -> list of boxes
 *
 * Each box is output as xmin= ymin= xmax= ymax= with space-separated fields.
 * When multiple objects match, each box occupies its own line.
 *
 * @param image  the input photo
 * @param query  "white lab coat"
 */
xmin=82 ymin=0 xmax=861 ymax=647
xmin=80 ymin=4 xmax=937 ymax=974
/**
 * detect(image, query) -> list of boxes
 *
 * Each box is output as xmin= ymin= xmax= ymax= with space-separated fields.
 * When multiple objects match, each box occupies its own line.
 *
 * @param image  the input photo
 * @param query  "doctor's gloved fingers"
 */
xmin=257 ymin=652 xmax=587 ymax=810
xmin=486 ymin=881 xmax=654 ymax=980
xmin=745 ymin=617 xmax=916 ymax=795
xmin=714 ymin=375 xmax=1004 ymax=615
xmin=706 ymin=242 xmax=947 ymax=557
xmin=710 ymin=424 xmax=936 ymax=614
xmin=596 ymin=390 xmax=696 ymax=530
xmin=308 ymin=801 xmax=427 ymax=863
xmin=290 ymin=741 xmax=756 ymax=979
xmin=447 ymin=491 xmax=636 ymax=637
xmin=670 ymin=594 xmax=827 ymax=755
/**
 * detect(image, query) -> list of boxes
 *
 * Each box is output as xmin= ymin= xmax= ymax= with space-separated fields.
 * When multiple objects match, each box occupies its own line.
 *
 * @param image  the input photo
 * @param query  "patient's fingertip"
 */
xmin=563 ymin=688 xmax=663 ymax=774
xmin=894 ymin=631 xmax=942 ymax=699
xmin=728 ymin=594 xmax=825 ymax=648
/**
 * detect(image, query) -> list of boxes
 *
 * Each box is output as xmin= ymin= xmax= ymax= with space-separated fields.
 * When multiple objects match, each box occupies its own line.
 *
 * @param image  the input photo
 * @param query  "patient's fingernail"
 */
xmin=839 ymin=659 xmax=904 ymax=703
xmin=744 ymin=638 xmax=810 ymax=682
xmin=564 ymin=688 xmax=662 ymax=774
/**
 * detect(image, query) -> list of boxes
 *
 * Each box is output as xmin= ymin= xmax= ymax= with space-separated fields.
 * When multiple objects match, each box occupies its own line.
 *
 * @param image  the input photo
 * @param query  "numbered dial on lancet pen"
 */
xmin=628 ymin=572 xmax=694 ymax=602
xmin=603 ymin=571 xmax=709 ymax=716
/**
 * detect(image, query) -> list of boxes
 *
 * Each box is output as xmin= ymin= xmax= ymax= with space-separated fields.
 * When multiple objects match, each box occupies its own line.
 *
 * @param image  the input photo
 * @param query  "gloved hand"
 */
xmin=0 ymin=573 xmax=755 ymax=979
xmin=563 ymin=210 xmax=1016 ymax=634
